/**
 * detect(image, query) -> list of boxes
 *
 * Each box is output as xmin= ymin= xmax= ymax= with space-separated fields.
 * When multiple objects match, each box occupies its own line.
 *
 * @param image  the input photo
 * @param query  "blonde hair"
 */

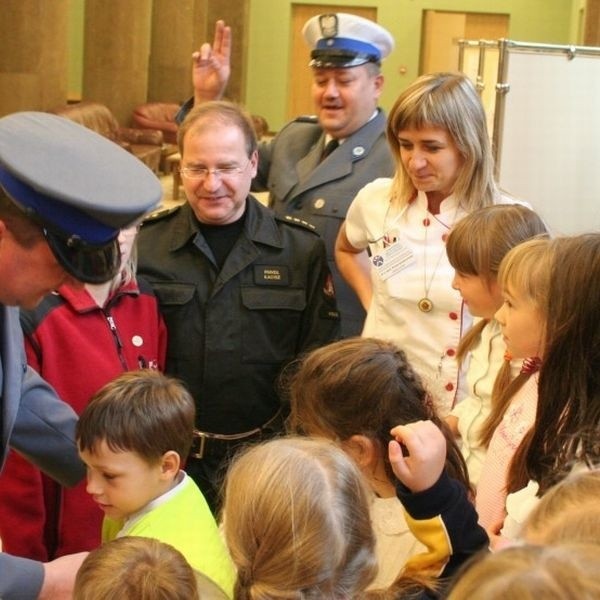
xmin=446 ymin=204 xmax=548 ymax=365
xmin=498 ymin=238 xmax=553 ymax=311
xmin=386 ymin=72 xmax=499 ymax=211
xmin=447 ymin=543 xmax=600 ymax=600
xmin=522 ymin=469 xmax=600 ymax=545
xmin=74 ymin=536 xmax=199 ymax=599
xmin=223 ymin=437 xmax=377 ymax=599
xmin=478 ymin=238 xmax=553 ymax=463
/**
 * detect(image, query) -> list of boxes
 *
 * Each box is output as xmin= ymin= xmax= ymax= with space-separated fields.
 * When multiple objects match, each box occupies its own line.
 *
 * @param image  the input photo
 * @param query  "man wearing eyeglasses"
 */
xmin=179 ymin=15 xmax=395 ymax=337
xmin=137 ymin=101 xmax=339 ymax=512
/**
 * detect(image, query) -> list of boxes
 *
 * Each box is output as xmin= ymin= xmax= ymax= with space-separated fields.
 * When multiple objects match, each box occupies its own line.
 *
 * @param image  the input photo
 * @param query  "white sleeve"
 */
xmin=345 ymin=178 xmax=392 ymax=250
xmin=500 ymin=480 xmax=540 ymax=540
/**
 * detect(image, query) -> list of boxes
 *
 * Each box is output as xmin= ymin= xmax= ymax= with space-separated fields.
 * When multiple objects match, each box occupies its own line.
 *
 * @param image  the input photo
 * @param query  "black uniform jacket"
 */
xmin=137 ymin=197 xmax=339 ymax=434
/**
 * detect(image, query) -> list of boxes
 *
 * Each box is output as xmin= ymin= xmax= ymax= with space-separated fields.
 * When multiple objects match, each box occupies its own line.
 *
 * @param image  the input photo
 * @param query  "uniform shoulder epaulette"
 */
xmin=293 ymin=115 xmax=319 ymax=124
xmin=277 ymin=214 xmax=317 ymax=232
xmin=142 ymin=204 xmax=181 ymax=225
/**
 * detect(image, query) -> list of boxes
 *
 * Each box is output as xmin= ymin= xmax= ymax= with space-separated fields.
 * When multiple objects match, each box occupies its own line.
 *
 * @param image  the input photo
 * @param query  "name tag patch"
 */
xmin=254 ymin=265 xmax=290 ymax=285
xmin=372 ymin=241 xmax=415 ymax=281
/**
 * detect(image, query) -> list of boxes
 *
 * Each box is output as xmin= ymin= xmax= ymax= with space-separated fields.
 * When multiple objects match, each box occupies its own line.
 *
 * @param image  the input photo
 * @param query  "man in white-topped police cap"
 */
xmin=177 ymin=16 xmax=395 ymax=337
xmin=0 ymin=111 xmax=161 ymax=600
xmin=304 ymin=13 xmax=394 ymax=69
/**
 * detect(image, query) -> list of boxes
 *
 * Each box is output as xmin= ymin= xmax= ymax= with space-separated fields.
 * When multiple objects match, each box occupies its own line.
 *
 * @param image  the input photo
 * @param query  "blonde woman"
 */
xmin=336 ymin=73 xmax=522 ymax=416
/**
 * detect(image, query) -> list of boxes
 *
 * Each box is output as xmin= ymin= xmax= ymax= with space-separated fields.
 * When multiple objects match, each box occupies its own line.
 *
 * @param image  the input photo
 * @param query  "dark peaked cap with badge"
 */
xmin=0 ymin=111 xmax=161 ymax=284
xmin=303 ymin=12 xmax=394 ymax=69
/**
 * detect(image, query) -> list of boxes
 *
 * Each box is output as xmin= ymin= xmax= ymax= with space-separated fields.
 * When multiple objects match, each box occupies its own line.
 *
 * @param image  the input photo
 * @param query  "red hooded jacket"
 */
xmin=0 ymin=277 xmax=166 ymax=559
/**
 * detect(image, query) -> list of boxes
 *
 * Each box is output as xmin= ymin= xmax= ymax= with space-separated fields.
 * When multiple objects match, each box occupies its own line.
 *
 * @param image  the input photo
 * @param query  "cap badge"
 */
xmin=319 ymin=14 xmax=338 ymax=39
xmin=352 ymin=146 xmax=366 ymax=157
xmin=314 ymin=198 xmax=326 ymax=209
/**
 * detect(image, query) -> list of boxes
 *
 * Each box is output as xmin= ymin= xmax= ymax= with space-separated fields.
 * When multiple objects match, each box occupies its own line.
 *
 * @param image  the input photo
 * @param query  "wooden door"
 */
xmin=421 ymin=11 xmax=509 ymax=138
xmin=288 ymin=4 xmax=377 ymax=120
xmin=421 ymin=11 xmax=509 ymax=75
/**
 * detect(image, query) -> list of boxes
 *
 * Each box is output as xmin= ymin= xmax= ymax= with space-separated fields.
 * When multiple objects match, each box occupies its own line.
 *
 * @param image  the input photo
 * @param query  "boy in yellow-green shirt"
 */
xmin=76 ymin=370 xmax=235 ymax=598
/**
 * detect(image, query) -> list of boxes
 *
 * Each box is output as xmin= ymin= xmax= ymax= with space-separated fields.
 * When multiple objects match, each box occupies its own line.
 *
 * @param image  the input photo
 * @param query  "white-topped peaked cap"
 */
xmin=303 ymin=13 xmax=394 ymax=68
xmin=0 ymin=111 xmax=162 ymax=283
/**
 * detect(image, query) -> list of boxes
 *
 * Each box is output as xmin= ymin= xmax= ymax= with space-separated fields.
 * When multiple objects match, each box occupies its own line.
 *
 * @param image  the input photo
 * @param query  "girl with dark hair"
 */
xmin=286 ymin=337 xmax=476 ymax=594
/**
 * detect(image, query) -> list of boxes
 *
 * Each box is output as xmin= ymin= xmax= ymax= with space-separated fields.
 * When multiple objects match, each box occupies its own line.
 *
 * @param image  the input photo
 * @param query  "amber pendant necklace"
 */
xmin=418 ymin=212 xmax=444 ymax=313
xmin=418 ymin=201 xmax=460 ymax=312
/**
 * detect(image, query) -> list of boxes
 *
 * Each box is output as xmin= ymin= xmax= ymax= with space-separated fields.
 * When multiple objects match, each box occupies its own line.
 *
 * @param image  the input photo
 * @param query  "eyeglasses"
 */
xmin=180 ymin=160 xmax=251 ymax=180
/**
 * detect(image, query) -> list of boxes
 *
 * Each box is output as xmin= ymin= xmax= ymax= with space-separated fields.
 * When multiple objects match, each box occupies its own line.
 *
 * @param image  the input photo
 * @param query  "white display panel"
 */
xmin=497 ymin=49 xmax=600 ymax=235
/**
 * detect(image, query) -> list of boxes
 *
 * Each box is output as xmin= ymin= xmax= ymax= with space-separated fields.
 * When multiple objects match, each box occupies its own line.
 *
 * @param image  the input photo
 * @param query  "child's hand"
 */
xmin=486 ymin=518 xmax=511 ymax=552
xmin=444 ymin=414 xmax=459 ymax=437
xmin=388 ymin=420 xmax=446 ymax=492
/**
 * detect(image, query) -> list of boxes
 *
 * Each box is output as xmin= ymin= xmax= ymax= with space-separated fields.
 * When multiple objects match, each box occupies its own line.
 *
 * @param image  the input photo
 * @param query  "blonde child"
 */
xmin=445 ymin=204 xmax=548 ymax=485
xmin=521 ymin=469 xmax=600 ymax=545
xmin=499 ymin=234 xmax=600 ymax=538
xmin=475 ymin=238 xmax=553 ymax=531
xmin=446 ymin=543 xmax=600 ymax=600
xmin=286 ymin=337 xmax=479 ymax=592
xmin=74 ymin=537 xmax=201 ymax=600
xmin=222 ymin=437 xmax=378 ymax=599
xmin=76 ymin=370 xmax=235 ymax=599
xmin=223 ymin=425 xmax=486 ymax=600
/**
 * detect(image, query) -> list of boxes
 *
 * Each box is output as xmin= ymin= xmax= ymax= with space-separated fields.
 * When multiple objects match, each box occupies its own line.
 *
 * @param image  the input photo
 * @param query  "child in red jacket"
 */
xmin=0 ymin=226 xmax=167 ymax=560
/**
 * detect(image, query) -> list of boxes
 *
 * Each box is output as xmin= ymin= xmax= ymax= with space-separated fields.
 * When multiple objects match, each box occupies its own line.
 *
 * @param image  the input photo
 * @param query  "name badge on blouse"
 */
xmin=371 ymin=240 xmax=415 ymax=281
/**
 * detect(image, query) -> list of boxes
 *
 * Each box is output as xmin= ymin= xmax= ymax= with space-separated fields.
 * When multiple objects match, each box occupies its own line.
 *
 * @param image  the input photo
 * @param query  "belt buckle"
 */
xmin=190 ymin=430 xmax=207 ymax=459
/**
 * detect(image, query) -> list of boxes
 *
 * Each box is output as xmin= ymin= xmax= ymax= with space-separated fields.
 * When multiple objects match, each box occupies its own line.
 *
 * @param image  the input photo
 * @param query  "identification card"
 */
xmin=371 ymin=241 xmax=415 ymax=281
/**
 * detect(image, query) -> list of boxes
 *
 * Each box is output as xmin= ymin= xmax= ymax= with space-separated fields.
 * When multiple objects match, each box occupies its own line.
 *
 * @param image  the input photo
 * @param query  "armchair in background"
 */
xmin=50 ymin=101 xmax=164 ymax=174
xmin=131 ymin=102 xmax=180 ymax=145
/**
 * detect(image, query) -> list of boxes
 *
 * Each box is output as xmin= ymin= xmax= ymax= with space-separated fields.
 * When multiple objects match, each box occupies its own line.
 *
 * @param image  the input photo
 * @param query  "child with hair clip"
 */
xmin=498 ymin=233 xmax=600 ymax=540
xmin=286 ymin=337 xmax=475 ymax=592
xmin=445 ymin=205 xmax=548 ymax=486
xmin=474 ymin=238 xmax=553 ymax=533
xmin=76 ymin=370 xmax=235 ymax=598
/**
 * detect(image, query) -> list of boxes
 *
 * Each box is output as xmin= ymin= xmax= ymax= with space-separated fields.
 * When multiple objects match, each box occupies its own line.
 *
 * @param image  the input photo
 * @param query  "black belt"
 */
xmin=189 ymin=408 xmax=283 ymax=460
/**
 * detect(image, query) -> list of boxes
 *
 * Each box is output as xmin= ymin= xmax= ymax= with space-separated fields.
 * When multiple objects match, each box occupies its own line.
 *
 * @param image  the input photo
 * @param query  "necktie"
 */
xmin=321 ymin=138 xmax=339 ymax=161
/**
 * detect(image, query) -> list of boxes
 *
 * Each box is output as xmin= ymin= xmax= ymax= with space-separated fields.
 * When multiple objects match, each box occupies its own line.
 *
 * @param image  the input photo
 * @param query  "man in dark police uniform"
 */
xmin=137 ymin=101 xmax=339 ymax=511
xmin=181 ymin=14 xmax=395 ymax=336
xmin=0 ymin=112 xmax=161 ymax=599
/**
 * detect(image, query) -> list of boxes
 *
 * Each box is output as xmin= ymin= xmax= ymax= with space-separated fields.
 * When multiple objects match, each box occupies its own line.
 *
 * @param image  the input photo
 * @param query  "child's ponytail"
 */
xmin=456 ymin=318 xmax=489 ymax=366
